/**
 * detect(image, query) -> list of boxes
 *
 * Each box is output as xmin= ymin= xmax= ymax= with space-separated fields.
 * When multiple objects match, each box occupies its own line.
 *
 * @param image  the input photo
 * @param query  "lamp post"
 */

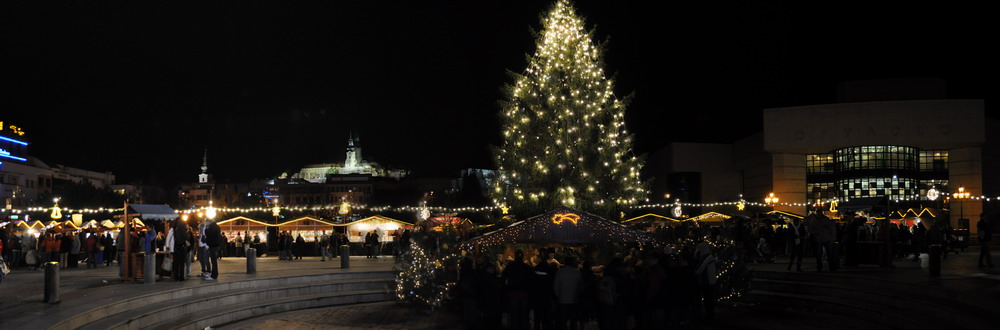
xmin=952 ymin=186 xmax=971 ymax=223
xmin=764 ymin=192 xmax=779 ymax=211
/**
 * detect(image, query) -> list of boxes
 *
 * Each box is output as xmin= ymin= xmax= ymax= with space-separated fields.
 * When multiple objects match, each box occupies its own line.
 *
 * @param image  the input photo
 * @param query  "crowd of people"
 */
xmin=453 ymin=243 xmax=723 ymax=330
xmin=2 ymin=229 xmax=119 ymax=271
xmin=0 ymin=217 xmax=229 ymax=282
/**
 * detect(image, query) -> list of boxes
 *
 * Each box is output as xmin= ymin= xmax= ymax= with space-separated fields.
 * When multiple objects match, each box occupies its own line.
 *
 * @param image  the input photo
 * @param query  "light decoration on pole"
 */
xmin=50 ymin=198 xmax=62 ymax=220
xmin=338 ymin=201 xmax=351 ymax=215
xmin=206 ymin=201 xmax=217 ymax=220
xmin=491 ymin=0 xmax=648 ymax=217
xmin=927 ymin=187 xmax=939 ymax=201
xmin=764 ymin=193 xmax=779 ymax=207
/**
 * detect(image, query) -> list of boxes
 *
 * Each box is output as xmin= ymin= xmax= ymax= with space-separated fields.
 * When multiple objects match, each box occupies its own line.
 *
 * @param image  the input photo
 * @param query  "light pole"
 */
xmin=952 ymin=186 xmax=971 ymax=223
xmin=765 ymin=192 xmax=779 ymax=211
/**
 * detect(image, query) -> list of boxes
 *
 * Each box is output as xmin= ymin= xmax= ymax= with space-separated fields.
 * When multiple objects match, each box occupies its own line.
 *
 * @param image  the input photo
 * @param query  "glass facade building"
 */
xmin=807 ymin=146 xmax=948 ymax=202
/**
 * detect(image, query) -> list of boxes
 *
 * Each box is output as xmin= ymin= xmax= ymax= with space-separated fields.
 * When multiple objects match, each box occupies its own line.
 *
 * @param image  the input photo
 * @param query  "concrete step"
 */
xmin=751 ymin=278 xmax=992 ymax=329
xmin=48 ymin=271 xmax=394 ymax=330
xmin=747 ymin=290 xmax=927 ymax=330
xmin=146 ymin=289 xmax=392 ymax=330
xmin=81 ymin=278 xmax=393 ymax=330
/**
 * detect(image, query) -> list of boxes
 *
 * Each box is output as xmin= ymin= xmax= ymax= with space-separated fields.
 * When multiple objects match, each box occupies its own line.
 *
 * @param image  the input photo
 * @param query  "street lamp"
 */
xmin=952 ymin=186 xmax=971 ymax=222
xmin=764 ymin=192 xmax=779 ymax=210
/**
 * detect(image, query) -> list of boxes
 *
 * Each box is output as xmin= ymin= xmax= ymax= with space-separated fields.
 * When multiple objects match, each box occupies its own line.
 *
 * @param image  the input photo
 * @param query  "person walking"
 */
xmin=204 ymin=219 xmax=221 ymax=280
xmin=694 ymin=242 xmax=719 ymax=322
xmin=978 ymin=214 xmax=993 ymax=268
xmin=319 ymin=232 xmax=330 ymax=261
xmin=787 ymin=218 xmax=804 ymax=271
xmin=70 ymin=233 xmax=82 ymax=268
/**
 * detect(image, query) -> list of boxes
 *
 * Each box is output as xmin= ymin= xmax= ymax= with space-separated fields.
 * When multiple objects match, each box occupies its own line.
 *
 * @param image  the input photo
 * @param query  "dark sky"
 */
xmin=1 ymin=1 xmax=993 ymax=188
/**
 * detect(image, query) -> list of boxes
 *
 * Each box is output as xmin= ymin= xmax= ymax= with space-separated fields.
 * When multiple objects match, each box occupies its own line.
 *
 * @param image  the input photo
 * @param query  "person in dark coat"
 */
xmin=475 ymin=255 xmax=503 ymax=330
xmin=203 ymin=219 xmax=221 ymax=280
xmin=808 ymin=211 xmax=839 ymax=272
xmin=294 ymin=233 xmax=305 ymax=259
xmin=502 ymin=250 xmax=534 ymax=330
xmin=979 ymin=214 xmax=993 ymax=268
xmin=171 ymin=219 xmax=189 ymax=280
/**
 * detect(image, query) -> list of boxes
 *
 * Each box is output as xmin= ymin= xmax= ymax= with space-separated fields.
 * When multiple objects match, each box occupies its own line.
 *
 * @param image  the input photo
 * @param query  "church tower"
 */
xmin=344 ymin=132 xmax=362 ymax=170
xmin=198 ymin=148 xmax=212 ymax=183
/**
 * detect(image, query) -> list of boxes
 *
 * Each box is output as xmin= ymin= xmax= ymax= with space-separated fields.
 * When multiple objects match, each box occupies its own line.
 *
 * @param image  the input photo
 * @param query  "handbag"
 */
xmin=162 ymin=255 xmax=173 ymax=272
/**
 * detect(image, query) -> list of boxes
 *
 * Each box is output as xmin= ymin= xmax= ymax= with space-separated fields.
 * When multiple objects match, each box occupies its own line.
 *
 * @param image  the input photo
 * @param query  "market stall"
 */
xmin=463 ymin=207 xmax=659 ymax=247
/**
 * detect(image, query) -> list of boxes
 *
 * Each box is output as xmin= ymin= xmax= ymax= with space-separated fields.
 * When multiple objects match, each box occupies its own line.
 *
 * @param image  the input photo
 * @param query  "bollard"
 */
xmin=928 ymin=244 xmax=941 ymax=277
xmin=145 ymin=253 xmax=156 ymax=285
xmin=44 ymin=261 xmax=60 ymax=304
xmin=340 ymin=245 xmax=350 ymax=269
xmin=246 ymin=248 xmax=256 ymax=274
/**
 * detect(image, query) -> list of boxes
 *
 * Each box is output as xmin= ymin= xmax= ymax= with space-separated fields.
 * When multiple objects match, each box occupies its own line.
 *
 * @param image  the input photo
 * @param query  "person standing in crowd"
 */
xmin=220 ymin=232 xmax=228 ymax=259
xmin=475 ymin=255 xmax=502 ymax=330
xmin=277 ymin=232 xmax=286 ymax=260
xmin=70 ymin=232 xmax=82 ymax=268
xmin=694 ymin=242 xmax=719 ymax=322
xmin=330 ymin=230 xmax=340 ymax=258
xmin=116 ymin=229 xmax=126 ymax=275
xmin=598 ymin=258 xmax=628 ymax=330
xmin=319 ymin=231 xmax=330 ymax=261
xmin=577 ymin=260 xmax=598 ymax=326
xmin=9 ymin=232 xmax=23 ymax=269
xmin=636 ymin=252 xmax=666 ymax=330
xmin=22 ymin=232 xmax=37 ymax=270
xmin=458 ymin=257 xmax=478 ymax=330
xmin=400 ymin=229 xmax=412 ymax=254
xmin=787 ymin=217 xmax=804 ymax=271
xmin=844 ymin=213 xmax=863 ymax=266
xmin=553 ymin=256 xmax=583 ymax=330
xmin=530 ymin=249 xmax=556 ymax=330
xmin=170 ymin=218 xmax=189 ymax=281
xmin=809 ymin=210 xmax=839 ymax=272
xmin=234 ymin=233 xmax=244 ymax=258
xmin=85 ymin=232 xmax=99 ymax=269
xmin=204 ymin=218 xmax=221 ymax=280
xmin=502 ymin=250 xmax=533 ymax=330
xmin=59 ymin=232 xmax=72 ymax=268
xmin=46 ymin=233 xmax=60 ymax=269
xmin=198 ymin=220 xmax=210 ymax=276
xmin=294 ymin=233 xmax=305 ymax=260
xmin=104 ymin=232 xmax=115 ymax=267
xmin=979 ymin=214 xmax=993 ymax=268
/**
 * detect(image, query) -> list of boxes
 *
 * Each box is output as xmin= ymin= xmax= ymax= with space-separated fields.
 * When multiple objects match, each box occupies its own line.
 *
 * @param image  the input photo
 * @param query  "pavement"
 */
xmin=0 ymin=254 xmax=397 ymax=328
xmin=2 ymin=248 xmax=997 ymax=329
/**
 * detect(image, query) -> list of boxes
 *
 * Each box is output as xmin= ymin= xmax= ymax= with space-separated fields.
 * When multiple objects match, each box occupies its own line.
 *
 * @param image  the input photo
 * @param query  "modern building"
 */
xmin=649 ymin=94 xmax=994 ymax=233
xmin=1 ymin=121 xmax=117 ymax=208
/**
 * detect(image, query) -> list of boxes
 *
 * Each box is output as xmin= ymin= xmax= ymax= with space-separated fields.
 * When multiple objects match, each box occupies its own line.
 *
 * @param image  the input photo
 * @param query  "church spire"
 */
xmin=198 ymin=148 xmax=211 ymax=183
xmin=201 ymin=148 xmax=208 ymax=174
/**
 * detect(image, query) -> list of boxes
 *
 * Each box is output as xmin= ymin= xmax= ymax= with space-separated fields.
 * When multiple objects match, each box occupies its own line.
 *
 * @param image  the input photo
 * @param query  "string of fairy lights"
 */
xmin=3 ymin=192 xmax=999 ymax=218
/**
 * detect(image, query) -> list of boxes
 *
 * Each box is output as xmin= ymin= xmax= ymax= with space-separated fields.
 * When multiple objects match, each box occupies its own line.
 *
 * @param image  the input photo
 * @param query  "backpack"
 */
xmin=597 ymin=276 xmax=619 ymax=306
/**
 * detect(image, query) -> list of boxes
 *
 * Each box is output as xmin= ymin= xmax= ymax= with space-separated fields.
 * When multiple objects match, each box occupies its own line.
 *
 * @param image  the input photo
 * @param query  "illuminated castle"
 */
xmin=289 ymin=132 xmax=408 ymax=182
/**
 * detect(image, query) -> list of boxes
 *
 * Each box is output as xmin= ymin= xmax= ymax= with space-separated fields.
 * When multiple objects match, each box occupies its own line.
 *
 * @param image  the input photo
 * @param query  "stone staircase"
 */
xmin=49 ymin=271 xmax=395 ymax=330
xmin=744 ymin=269 xmax=995 ymax=330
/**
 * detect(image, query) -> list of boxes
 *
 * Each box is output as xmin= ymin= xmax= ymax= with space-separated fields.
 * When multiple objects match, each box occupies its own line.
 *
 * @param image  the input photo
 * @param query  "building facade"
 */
xmin=651 ymin=99 xmax=994 ymax=233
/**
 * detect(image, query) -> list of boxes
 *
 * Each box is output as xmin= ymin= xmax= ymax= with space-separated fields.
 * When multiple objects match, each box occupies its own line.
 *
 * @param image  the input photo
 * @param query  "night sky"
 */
xmin=1 ymin=1 xmax=993 ymax=189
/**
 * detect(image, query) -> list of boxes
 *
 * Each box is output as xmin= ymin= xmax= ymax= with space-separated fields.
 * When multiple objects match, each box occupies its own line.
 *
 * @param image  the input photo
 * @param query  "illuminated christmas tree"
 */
xmin=492 ymin=0 xmax=648 ymax=218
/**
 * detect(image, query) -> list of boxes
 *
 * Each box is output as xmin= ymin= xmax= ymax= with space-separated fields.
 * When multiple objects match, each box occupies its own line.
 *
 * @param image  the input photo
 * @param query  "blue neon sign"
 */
xmin=0 ymin=149 xmax=26 ymax=162
xmin=0 ymin=136 xmax=28 ymax=146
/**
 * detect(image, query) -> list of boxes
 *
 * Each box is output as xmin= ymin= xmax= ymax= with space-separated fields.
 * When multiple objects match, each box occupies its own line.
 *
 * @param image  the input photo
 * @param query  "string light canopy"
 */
xmin=462 ymin=207 xmax=657 ymax=247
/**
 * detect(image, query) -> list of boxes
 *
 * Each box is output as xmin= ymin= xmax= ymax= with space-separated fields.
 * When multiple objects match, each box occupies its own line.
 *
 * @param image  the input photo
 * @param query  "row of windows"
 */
xmin=833 ymin=146 xmax=918 ymax=171
xmin=808 ymin=147 xmax=949 ymax=174
xmin=808 ymin=179 xmax=949 ymax=201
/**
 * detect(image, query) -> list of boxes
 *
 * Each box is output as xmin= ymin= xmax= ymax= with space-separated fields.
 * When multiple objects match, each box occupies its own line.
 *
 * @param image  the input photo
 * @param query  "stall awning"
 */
xmin=127 ymin=204 xmax=179 ymax=221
